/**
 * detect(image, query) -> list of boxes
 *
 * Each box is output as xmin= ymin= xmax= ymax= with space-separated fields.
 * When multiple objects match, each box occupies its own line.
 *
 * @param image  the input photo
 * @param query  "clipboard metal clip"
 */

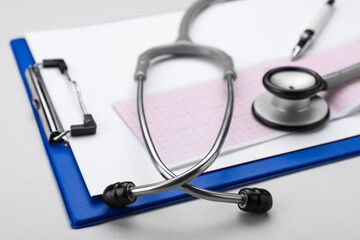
xmin=26 ymin=59 xmax=97 ymax=143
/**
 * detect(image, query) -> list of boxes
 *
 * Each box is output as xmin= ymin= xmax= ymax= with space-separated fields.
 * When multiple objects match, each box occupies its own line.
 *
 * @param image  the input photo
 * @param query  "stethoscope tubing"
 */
xmin=124 ymin=0 xmax=249 ymax=203
xmin=103 ymin=0 xmax=273 ymax=212
xmin=322 ymin=61 xmax=360 ymax=90
xmin=131 ymin=74 xmax=244 ymax=203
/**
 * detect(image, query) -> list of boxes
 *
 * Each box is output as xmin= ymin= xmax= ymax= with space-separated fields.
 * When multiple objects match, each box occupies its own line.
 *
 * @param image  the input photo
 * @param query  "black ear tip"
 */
xmin=102 ymin=182 xmax=137 ymax=208
xmin=238 ymin=188 xmax=273 ymax=213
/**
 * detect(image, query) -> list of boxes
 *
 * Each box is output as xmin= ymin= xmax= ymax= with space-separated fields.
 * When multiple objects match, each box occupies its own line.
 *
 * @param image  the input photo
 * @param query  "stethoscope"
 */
xmin=102 ymin=0 xmax=273 ymax=214
xmin=252 ymin=63 xmax=360 ymax=131
xmin=102 ymin=0 xmax=360 ymax=213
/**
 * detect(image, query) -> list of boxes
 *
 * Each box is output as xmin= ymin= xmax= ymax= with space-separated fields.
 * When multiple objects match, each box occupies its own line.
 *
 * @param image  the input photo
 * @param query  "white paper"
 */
xmin=25 ymin=0 xmax=360 ymax=196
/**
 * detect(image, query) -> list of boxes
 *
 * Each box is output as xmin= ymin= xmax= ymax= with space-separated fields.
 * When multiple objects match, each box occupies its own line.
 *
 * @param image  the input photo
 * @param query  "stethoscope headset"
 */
xmin=102 ymin=0 xmax=360 ymax=214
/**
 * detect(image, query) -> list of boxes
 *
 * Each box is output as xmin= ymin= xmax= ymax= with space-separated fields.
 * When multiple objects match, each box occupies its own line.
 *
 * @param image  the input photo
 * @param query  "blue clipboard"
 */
xmin=10 ymin=37 xmax=360 ymax=229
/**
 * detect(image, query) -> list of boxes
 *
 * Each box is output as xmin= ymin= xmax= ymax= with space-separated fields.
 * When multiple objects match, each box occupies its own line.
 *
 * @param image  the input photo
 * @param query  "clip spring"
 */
xmin=26 ymin=59 xmax=97 ymax=143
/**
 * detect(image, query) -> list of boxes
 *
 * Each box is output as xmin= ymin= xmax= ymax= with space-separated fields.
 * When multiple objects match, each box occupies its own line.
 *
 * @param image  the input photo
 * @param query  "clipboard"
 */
xmin=11 ymin=37 xmax=360 ymax=229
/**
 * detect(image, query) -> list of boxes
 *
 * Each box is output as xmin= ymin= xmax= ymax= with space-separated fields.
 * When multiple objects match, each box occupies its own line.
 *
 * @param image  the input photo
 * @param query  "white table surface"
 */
xmin=2 ymin=0 xmax=360 ymax=239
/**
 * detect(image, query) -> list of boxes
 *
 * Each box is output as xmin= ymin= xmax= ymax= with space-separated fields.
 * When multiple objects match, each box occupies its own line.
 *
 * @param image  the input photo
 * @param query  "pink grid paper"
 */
xmin=114 ymin=40 xmax=360 ymax=166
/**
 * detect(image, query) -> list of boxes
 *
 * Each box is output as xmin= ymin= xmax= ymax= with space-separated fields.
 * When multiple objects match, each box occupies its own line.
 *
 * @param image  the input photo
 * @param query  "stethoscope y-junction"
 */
xmin=102 ymin=0 xmax=273 ymax=213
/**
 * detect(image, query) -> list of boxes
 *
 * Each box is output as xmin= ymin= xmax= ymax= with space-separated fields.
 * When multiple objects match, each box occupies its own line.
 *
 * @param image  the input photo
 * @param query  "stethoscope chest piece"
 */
xmin=252 ymin=66 xmax=330 ymax=131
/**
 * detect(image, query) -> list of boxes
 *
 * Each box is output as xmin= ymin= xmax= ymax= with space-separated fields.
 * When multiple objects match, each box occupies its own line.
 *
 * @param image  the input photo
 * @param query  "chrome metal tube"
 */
xmin=26 ymin=66 xmax=65 ymax=142
xmin=130 ymin=74 xmax=240 ymax=203
xmin=144 ymin=75 xmax=244 ymax=203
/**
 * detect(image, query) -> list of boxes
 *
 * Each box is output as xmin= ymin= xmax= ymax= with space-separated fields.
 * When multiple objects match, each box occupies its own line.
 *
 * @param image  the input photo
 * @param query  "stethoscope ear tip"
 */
xmin=238 ymin=188 xmax=273 ymax=213
xmin=103 ymin=182 xmax=137 ymax=208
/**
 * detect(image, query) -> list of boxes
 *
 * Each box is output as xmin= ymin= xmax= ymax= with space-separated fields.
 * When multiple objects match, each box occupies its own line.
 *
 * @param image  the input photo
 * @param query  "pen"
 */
xmin=290 ymin=0 xmax=335 ymax=61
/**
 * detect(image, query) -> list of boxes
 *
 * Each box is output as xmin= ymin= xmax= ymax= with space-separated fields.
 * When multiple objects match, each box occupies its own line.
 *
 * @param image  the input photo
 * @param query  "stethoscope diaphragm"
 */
xmin=252 ymin=66 xmax=330 ymax=131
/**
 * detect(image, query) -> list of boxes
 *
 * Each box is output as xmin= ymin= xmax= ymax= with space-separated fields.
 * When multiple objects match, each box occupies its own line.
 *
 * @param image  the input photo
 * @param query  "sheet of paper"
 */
xmin=25 ymin=0 xmax=360 ymax=196
xmin=113 ymin=40 xmax=360 ymax=169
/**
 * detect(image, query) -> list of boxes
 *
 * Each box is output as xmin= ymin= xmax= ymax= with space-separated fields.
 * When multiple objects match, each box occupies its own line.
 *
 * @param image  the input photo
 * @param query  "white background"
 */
xmin=1 ymin=0 xmax=360 ymax=239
